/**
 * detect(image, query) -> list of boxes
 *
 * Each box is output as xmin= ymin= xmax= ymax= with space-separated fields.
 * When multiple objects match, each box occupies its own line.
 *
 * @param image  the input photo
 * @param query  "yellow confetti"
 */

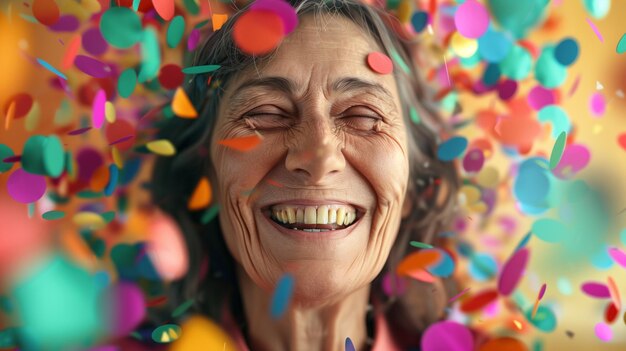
xmin=450 ymin=32 xmax=478 ymax=58
xmin=146 ymin=139 xmax=176 ymax=156
xmin=25 ymin=101 xmax=41 ymax=132
xmin=170 ymin=315 xmax=237 ymax=351
xmin=73 ymin=212 xmax=106 ymax=230
xmin=172 ymin=87 xmax=198 ymax=119
xmin=112 ymin=146 xmax=123 ymax=169
xmin=397 ymin=0 xmax=412 ymax=23
xmin=161 ymin=331 xmax=170 ymax=343
xmin=188 ymin=177 xmax=212 ymax=210
xmin=513 ymin=319 xmax=522 ymax=330
xmin=212 ymin=14 xmax=228 ymax=31
xmin=105 ymin=101 xmax=116 ymax=123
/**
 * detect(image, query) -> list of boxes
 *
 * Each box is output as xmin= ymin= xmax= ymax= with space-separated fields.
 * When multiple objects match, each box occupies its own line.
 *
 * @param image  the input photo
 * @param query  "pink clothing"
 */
xmin=221 ymin=302 xmax=402 ymax=351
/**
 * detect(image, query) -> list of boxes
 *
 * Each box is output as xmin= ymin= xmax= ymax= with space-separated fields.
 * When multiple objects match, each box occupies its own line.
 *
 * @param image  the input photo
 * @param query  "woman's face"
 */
xmin=210 ymin=14 xmax=411 ymax=305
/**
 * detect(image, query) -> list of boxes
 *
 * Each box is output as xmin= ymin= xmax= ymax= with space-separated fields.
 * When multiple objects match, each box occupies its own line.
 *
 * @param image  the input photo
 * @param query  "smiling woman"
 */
xmin=151 ymin=0 xmax=460 ymax=350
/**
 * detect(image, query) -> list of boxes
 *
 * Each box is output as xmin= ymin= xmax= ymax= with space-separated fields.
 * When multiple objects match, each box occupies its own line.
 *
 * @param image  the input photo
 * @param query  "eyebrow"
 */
xmin=228 ymin=76 xmax=394 ymax=106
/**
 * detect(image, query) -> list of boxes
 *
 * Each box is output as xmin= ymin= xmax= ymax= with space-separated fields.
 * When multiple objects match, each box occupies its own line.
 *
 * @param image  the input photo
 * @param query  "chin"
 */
xmin=285 ymin=267 xmax=370 ymax=308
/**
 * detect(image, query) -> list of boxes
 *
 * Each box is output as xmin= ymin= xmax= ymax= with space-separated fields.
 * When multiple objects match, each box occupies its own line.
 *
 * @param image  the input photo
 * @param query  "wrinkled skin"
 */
xmin=209 ymin=14 xmax=412 ymax=350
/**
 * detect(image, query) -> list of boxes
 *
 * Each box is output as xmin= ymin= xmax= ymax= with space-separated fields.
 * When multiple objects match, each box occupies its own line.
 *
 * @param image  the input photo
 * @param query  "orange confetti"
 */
xmin=479 ymin=337 xmax=527 ymax=351
xmin=172 ymin=87 xmax=198 ymax=118
xmin=4 ymin=101 xmax=15 ymax=130
xmin=152 ymin=0 xmax=175 ymax=21
xmin=62 ymin=35 xmax=81 ymax=69
xmin=396 ymin=249 xmax=441 ymax=277
xmin=212 ymin=14 xmax=228 ymax=31
xmin=531 ymin=299 xmax=540 ymax=319
xmin=33 ymin=0 xmax=60 ymax=26
xmin=607 ymin=276 xmax=621 ymax=311
xmin=233 ymin=10 xmax=284 ymax=55
xmin=512 ymin=320 xmax=522 ymax=330
xmin=217 ymin=134 xmax=263 ymax=152
xmin=404 ymin=269 xmax=436 ymax=283
xmin=90 ymin=165 xmax=110 ymax=192
xmin=188 ymin=177 xmax=212 ymax=210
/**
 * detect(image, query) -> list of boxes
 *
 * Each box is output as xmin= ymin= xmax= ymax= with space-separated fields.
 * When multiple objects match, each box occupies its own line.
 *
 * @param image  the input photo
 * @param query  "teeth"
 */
xmin=271 ymin=204 xmax=357 ymax=226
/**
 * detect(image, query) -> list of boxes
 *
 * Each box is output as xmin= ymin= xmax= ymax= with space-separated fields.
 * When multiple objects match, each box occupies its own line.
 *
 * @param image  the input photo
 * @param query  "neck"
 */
xmin=235 ymin=265 xmax=371 ymax=351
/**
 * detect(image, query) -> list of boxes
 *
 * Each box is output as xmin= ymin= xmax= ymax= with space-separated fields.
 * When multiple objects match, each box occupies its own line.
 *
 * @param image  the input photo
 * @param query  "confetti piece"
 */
xmin=581 ymin=282 xmax=611 ymax=298
xmin=448 ymin=287 xmax=470 ymax=304
xmin=605 ymin=302 xmax=618 ymax=324
xmin=217 ymin=134 xmax=263 ymax=152
xmin=462 ymin=148 xmax=484 ymax=173
xmin=409 ymin=241 xmax=433 ymax=249
xmin=428 ymin=249 xmax=455 ymax=277
xmin=538 ymin=283 xmax=547 ymax=300
xmin=367 ymin=52 xmax=393 ymax=74
xmin=381 ymin=272 xmax=407 ymax=296
xmin=167 ymin=16 xmax=185 ymax=48
xmin=468 ymin=253 xmax=497 ymax=281
xmin=583 ymin=0 xmax=611 ymax=19
xmin=153 ymin=0 xmax=175 ymax=20
xmin=0 ymin=144 xmax=15 ymax=173
xmin=525 ymin=305 xmax=557 ymax=332
xmin=345 ymin=337 xmax=355 ymax=351
xmin=250 ymin=0 xmax=298 ymax=35
xmin=479 ymin=337 xmax=527 ymax=351
xmin=460 ymin=289 xmax=498 ymax=313
xmin=42 ymin=210 xmax=65 ymax=220
xmin=607 ymin=276 xmax=621 ymax=310
xmin=450 ymin=32 xmax=478 ymax=58
xmin=586 ymin=18 xmax=604 ymax=43
xmin=172 ymin=87 xmax=198 ymax=118
xmin=212 ymin=14 xmax=228 ymax=31
xmin=7 ymin=169 xmax=46 ymax=203
xmin=102 ymin=282 xmax=146 ymax=337
xmin=549 ymin=131 xmax=567 ymax=170
xmin=607 ymin=247 xmax=626 ymax=268
xmin=22 ymin=135 xmax=65 ymax=178
xmin=118 ymin=68 xmax=137 ymax=98
xmin=172 ymin=299 xmax=195 ymax=318
xmin=100 ymin=7 xmax=143 ymax=49
xmin=595 ymin=322 xmax=612 ymax=342
xmin=36 ymin=58 xmax=67 ymax=80
xmin=554 ymin=37 xmax=579 ymax=66
xmin=411 ymin=11 xmax=429 ymax=33
xmin=74 ymin=55 xmax=112 ymax=78
xmin=589 ymin=92 xmax=606 ymax=117
xmin=73 ymin=212 xmax=106 ymax=229
xmin=62 ymin=35 xmax=81 ymax=69
xmin=512 ymin=320 xmax=522 ymax=330
xmin=104 ymin=164 xmax=118 ymax=196
xmin=617 ymin=34 xmax=626 ymax=53
xmin=188 ymin=177 xmax=212 ymax=210
xmin=618 ymin=133 xmax=626 ymax=151
xmin=4 ymin=101 xmax=14 ymax=130
xmin=535 ymin=46 xmax=567 ymax=88
xmin=233 ymin=10 xmax=284 ymax=55
xmin=182 ymin=65 xmax=221 ymax=74
xmin=146 ymin=140 xmax=176 ymax=156
xmin=397 ymin=249 xmax=441 ymax=277
xmin=531 ymin=299 xmax=540 ymax=319
xmin=498 ymin=248 xmax=529 ymax=296
xmin=437 ymin=136 xmax=468 ymax=161
xmin=421 ymin=321 xmax=474 ymax=351
xmin=92 ymin=89 xmax=106 ymax=128
xmin=159 ymin=64 xmax=184 ymax=89
xmin=201 ymin=204 xmax=220 ymax=224
xmin=454 ymin=0 xmax=489 ymax=39
xmin=271 ymin=274 xmax=294 ymax=318
xmin=152 ymin=324 xmax=182 ymax=344
xmin=105 ymin=102 xmax=116 ymax=124
xmin=82 ymin=27 xmax=108 ymax=56
xmin=477 ymin=30 xmax=512 ymax=63
xmin=33 ymin=0 xmax=60 ymax=26
xmin=170 ymin=316 xmax=237 ymax=351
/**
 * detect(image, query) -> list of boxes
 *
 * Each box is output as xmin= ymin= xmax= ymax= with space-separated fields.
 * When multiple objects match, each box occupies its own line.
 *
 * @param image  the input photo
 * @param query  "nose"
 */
xmin=285 ymin=116 xmax=345 ymax=185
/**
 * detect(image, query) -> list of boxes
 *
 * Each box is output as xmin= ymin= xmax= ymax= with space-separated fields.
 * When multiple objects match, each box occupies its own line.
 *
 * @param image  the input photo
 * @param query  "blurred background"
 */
xmin=0 ymin=0 xmax=626 ymax=350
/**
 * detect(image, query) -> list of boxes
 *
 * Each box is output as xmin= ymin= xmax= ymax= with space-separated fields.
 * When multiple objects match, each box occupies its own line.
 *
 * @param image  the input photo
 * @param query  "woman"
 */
xmin=151 ymin=0 xmax=460 ymax=349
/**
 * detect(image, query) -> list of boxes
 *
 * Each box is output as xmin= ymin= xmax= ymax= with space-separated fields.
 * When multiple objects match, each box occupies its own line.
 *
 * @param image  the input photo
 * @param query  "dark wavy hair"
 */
xmin=150 ymin=0 xmax=460 ymax=345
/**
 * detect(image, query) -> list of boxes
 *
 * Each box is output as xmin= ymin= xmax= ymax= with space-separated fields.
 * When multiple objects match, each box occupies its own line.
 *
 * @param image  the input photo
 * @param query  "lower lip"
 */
xmin=261 ymin=212 xmax=362 ymax=241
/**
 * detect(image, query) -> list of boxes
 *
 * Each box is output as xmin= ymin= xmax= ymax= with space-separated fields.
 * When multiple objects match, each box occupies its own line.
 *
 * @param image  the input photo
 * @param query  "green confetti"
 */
xmin=42 ymin=210 xmax=66 ymax=221
xmin=389 ymin=48 xmax=410 ymax=74
xmin=409 ymin=107 xmax=421 ymax=125
xmin=166 ymin=16 xmax=185 ymax=49
xmin=101 ymin=211 xmax=116 ymax=224
xmin=138 ymin=27 xmax=161 ymax=83
xmin=172 ymin=299 xmax=195 ymax=318
xmin=184 ymin=0 xmax=200 ymax=15
xmin=118 ymin=68 xmax=137 ymax=98
xmin=617 ymin=33 xmax=626 ymax=54
xmin=549 ymin=131 xmax=567 ymax=170
xmin=410 ymin=241 xmax=433 ymax=249
xmin=0 ymin=144 xmax=15 ymax=173
xmin=152 ymin=324 xmax=182 ymax=344
xmin=21 ymin=135 xmax=65 ymax=178
xmin=76 ymin=191 xmax=104 ymax=199
xmin=182 ymin=65 xmax=221 ymax=74
xmin=201 ymin=204 xmax=220 ymax=224
xmin=100 ymin=7 xmax=143 ymax=49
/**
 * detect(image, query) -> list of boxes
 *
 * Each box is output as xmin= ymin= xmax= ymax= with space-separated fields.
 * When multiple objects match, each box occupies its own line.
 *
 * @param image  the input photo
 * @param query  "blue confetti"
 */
xmin=554 ymin=37 xmax=579 ymax=66
xmin=437 ymin=136 xmax=468 ymax=161
xmin=345 ymin=337 xmax=355 ymax=351
xmin=477 ymin=30 xmax=513 ymax=63
xmin=428 ymin=249 xmax=455 ymax=277
xmin=36 ymin=58 xmax=67 ymax=80
xmin=270 ymin=273 xmax=294 ymax=319
xmin=411 ymin=11 xmax=429 ymax=33
xmin=104 ymin=164 xmax=119 ymax=196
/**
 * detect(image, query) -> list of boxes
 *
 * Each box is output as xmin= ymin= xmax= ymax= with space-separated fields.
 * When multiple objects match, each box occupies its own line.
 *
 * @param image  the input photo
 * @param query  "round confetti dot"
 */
xmin=7 ymin=168 xmax=47 ymax=203
xmin=454 ymin=0 xmax=489 ymax=39
xmin=478 ymin=30 xmax=512 ymax=63
xmin=525 ymin=305 xmax=556 ymax=332
xmin=367 ymin=52 xmax=393 ymax=75
xmin=468 ymin=253 xmax=497 ymax=281
xmin=538 ymin=105 xmax=571 ymax=139
xmin=428 ymin=249 xmax=454 ymax=277
xmin=82 ymin=27 xmax=108 ymax=56
xmin=118 ymin=69 xmax=137 ymax=98
xmin=153 ymin=0 xmax=175 ymax=20
xmin=497 ymin=79 xmax=518 ymax=100
xmin=460 ymin=289 xmax=498 ymax=313
xmin=482 ymin=63 xmax=501 ymax=86
xmin=616 ymin=34 xmax=626 ymax=54
xmin=500 ymin=45 xmax=532 ymax=80
xmin=498 ymin=248 xmax=529 ymax=296
xmin=233 ymin=10 xmax=285 ymax=55
xmin=33 ymin=0 xmax=60 ymax=26
xmin=100 ymin=7 xmax=143 ymax=49
xmin=345 ymin=337 xmax=356 ymax=351
xmin=589 ymin=92 xmax=606 ymax=117
xmin=595 ymin=322 xmax=612 ymax=342
xmin=437 ymin=136 xmax=468 ymax=161
xmin=478 ymin=337 xmax=527 ymax=351
xmin=158 ymin=64 xmax=184 ymax=90
xmin=0 ymin=144 xmax=15 ymax=173
xmin=532 ymin=218 xmax=567 ymax=243
xmin=549 ymin=131 xmax=567 ymax=170
xmin=22 ymin=135 xmax=65 ymax=178
xmin=152 ymin=324 xmax=182 ymax=344
xmin=169 ymin=315 xmax=237 ymax=351
xmin=462 ymin=148 xmax=485 ymax=173
xmin=411 ymin=11 xmax=429 ymax=33
xmin=42 ymin=210 xmax=65 ymax=220
xmin=554 ymin=37 xmax=579 ymax=66
xmin=166 ymin=16 xmax=185 ymax=48
xmin=552 ymin=144 xmax=590 ymax=179
xmin=528 ymin=85 xmax=556 ymax=111
xmin=251 ymin=0 xmax=299 ymax=35
xmin=421 ymin=321 xmax=474 ymax=351
xmin=557 ymin=277 xmax=573 ymax=295
xmin=450 ymin=32 xmax=478 ymax=58
xmin=535 ymin=46 xmax=567 ymax=88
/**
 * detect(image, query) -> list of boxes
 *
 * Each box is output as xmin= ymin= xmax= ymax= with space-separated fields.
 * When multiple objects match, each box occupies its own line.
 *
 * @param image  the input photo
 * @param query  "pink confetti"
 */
xmin=589 ymin=92 xmax=606 ymax=117
xmin=74 ymin=55 xmax=112 ymax=78
xmin=448 ymin=287 xmax=471 ymax=303
xmin=92 ymin=89 xmax=106 ymax=129
xmin=153 ymin=0 xmax=175 ymax=21
xmin=454 ymin=0 xmax=489 ymax=39
xmin=7 ymin=168 xmax=47 ymax=204
xmin=422 ymin=321 xmax=474 ymax=351
xmin=586 ymin=18 xmax=604 ymax=43
xmin=552 ymin=144 xmax=591 ymax=179
xmin=581 ymin=282 xmax=611 ymax=298
xmin=608 ymin=247 xmax=626 ymax=268
xmin=595 ymin=322 xmax=612 ymax=342
xmin=528 ymin=85 xmax=556 ymax=110
xmin=498 ymin=248 xmax=529 ymax=296
xmin=538 ymin=283 xmax=547 ymax=300
xmin=568 ymin=74 xmax=581 ymax=97
xmin=251 ymin=0 xmax=298 ymax=35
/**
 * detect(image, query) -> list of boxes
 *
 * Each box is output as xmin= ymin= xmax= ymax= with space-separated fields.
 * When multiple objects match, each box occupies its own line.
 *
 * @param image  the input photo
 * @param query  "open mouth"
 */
xmin=262 ymin=204 xmax=364 ymax=232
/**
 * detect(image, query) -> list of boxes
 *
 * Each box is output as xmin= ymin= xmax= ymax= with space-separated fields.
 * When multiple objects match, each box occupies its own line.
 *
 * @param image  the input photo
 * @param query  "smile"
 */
xmin=260 ymin=202 xmax=365 ymax=236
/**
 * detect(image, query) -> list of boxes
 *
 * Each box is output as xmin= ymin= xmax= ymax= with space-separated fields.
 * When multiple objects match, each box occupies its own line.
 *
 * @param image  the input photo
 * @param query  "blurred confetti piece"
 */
xmin=411 ymin=11 xmax=429 ymax=33
xmin=554 ymin=37 xmax=579 ymax=66
xmin=7 ymin=168 xmax=47 ymax=204
xmin=589 ymin=92 xmax=606 ymax=117
xmin=167 ymin=16 xmax=185 ymax=48
xmin=512 ymin=320 xmax=522 ymax=330
xmin=172 ymin=299 xmax=195 ymax=319
xmin=74 ymin=55 xmax=112 ymax=78
xmin=608 ymin=247 xmax=626 ymax=268
xmin=525 ymin=305 xmax=556 ymax=332
xmin=345 ymin=337 xmax=355 ymax=351
xmin=595 ymin=322 xmax=612 ymax=342
xmin=618 ymin=133 xmax=626 ymax=151
xmin=36 ymin=58 xmax=67 ymax=80
xmin=4 ymin=101 xmax=15 ymax=130
xmin=270 ymin=273 xmax=294 ymax=319
xmin=62 ymin=35 xmax=81 ymax=69
xmin=478 ymin=337 xmax=527 ymax=351
xmin=42 ymin=210 xmax=65 ymax=220
xmin=118 ymin=68 xmax=137 ymax=98
xmin=460 ymin=289 xmax=498 ymax=313
xmin=397 ymin=249 xmax=441 ymax=277
xmin=410 ymin=241 xmax=433 ymax=249
xmin=581 ymin=281 xmax=611 ymax=298
xmin=188 ymin=177 xmax=212 ymax=210
xmin=0 ymin=144 xmax=15 ymax=173
xmin=596 ymin=81 xmax=604 ymax=90
xmin=92 ymin=89 xmax=106 ymax=128
xmin=549 ymin=131 xmax=567 ymax=170
xmin=538 ymin=283 xmax=547 ymax=300
xmin=153 ymin=0 xmax=175 ymax=21
xmin=217 ymin=134 xmax=263 ymax=152
xmin=152 ymin=324 xmax=182 ymax=344
xmin=498 ymin=248 xmax=529 ymax=296
xmin=605 ymin=302 xmax=618 ymax=324
xmin=22 ymin=135 xmax=65 ymax=178
xmin=421 ymin=321 xmax=474 ymax=351
xmin=169 ymin=315 xmax=237 ymax=351
xmin=437 ymin=136 xmax=468 ymax=161
xmin=367 ymin=52 xmax=393 ymax=75
xmin=586 ymin=18 xmax=604 ymax=42
xmin=101 ymin=282 xmax=146 ymax=338
xmin=454 ymin=0 xmax=489 ymax=39
xmin=233 ymin=10 xmax=284 ymax=55
xmin=617 ymin=33 xmax=626 ymax=53
xmin=73 ymin=211 xmax=106 ymax=230
xmin=201 ymin=204 xmax=220 ymax=224
xmin=146 ymin=140 xmax=176 ymax=156
xmin=100 ymin=7 xmax=143 ymax=49
xmin=607 ymin=276 xmax=621 ymax=310
xmin=172 ymin=87 xmax=198 ymax=118
xmin=147 ymin=210 xmax=189 ymax=281
xmin=251 ymin=0 xmax=299 ymax=35
xmin=33 ymin=0 xmax=60 ymax=26
xmin=105 ymin=101 xmax=116 ymax=123
xmin=212 ymin=14 xmax=228 ymax=31
xmin=182 ymin=65 xmax=221 ymax=74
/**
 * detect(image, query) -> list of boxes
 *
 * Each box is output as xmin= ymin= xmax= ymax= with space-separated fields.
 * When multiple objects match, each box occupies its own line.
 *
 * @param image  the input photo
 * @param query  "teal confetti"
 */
xmin=182 ymin=65 xmax=221 ymax=74
xmin=166 ymin=16 xmax=186 ymax=48
xmin=138 ymin=27 xmax=161 ymax=83
xmin=389 ymin=48 xmax=410 ymax=74
xmin=36 ymin=58 xmax=67 ymax=80
xmin=549 ymin=131 xmax=567 ymax=170
xmin=409 ymin=241 xmax=432 ymax=249
xmin=437 ymin=136 xmax=468 ymax=161
xmin=200 ymin=204 xmax=220 ymax=224
xmin=42 ymin=210 xmax=65 ymax=221
xmin=409 ymin=107 xmax=420 ymax=125
xmin=172 ymin=299 xmax=195 ymax=318
xmin=132 ymin=0 xmax=141 ymax=11
xmin=532 ymin=218 xmax=567 ymax=243
xmin=270 ymin=274 xmax=294 ymax=319
xmin=118 ymin=69 xmax=137 ymax=98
